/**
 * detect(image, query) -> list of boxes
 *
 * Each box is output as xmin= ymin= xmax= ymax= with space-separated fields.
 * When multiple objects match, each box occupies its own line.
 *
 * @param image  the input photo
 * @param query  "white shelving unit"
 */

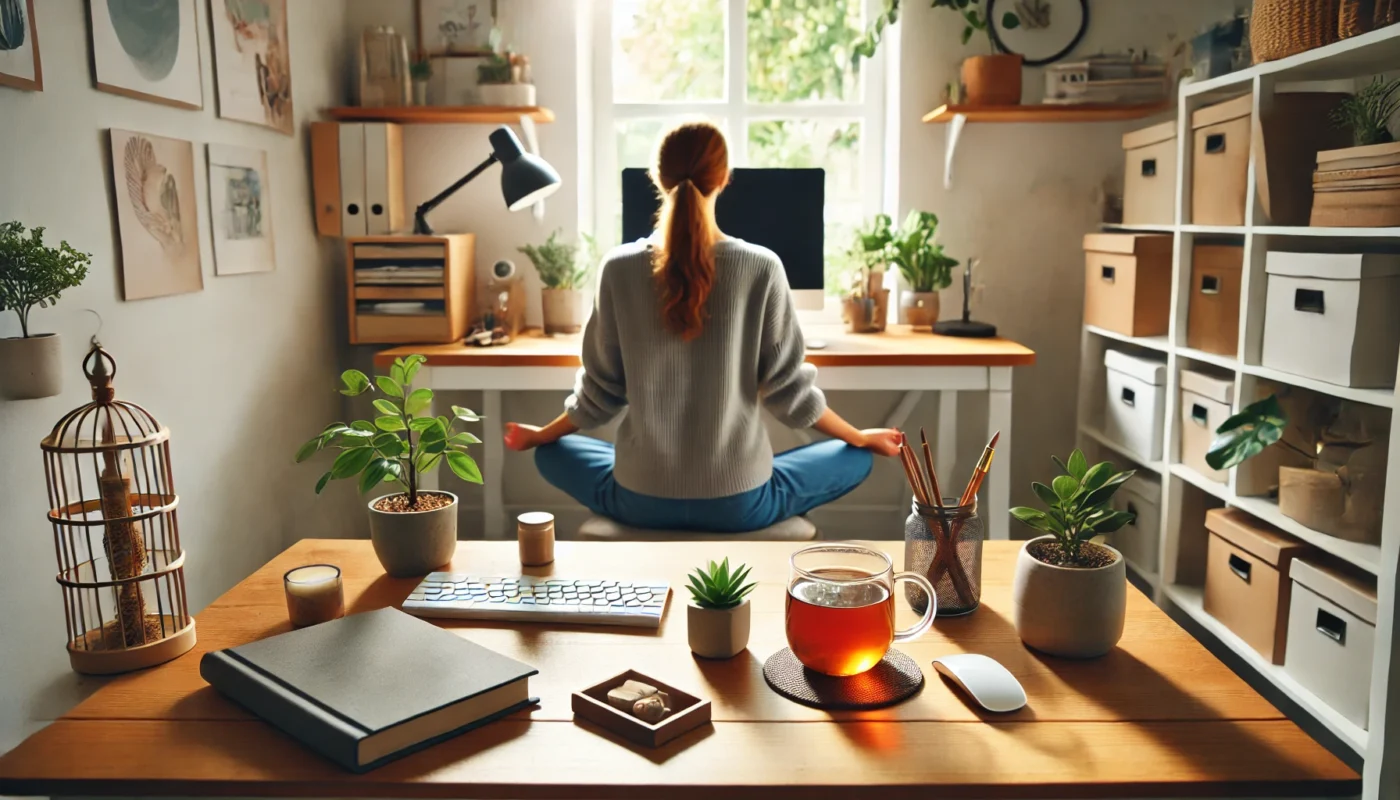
xmin=1073 ymin=27 xmax=1400 ymax=800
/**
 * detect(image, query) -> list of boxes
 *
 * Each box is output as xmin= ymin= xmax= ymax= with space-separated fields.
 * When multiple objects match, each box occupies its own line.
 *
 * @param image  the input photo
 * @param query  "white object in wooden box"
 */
xmin=1122 ymin=120 xmax=1177 ymax=227
xmin=1111 ymin=474 xmax=1160 ymax=575
xmin=1102 ymin=349 xmax=1167 ymax=462
xmin=1261 ymin=252 xmax=1400 ymax=388
xmin=1179 ymin=370 xmax=1235 ymax=484
xmin=1284 ymin=558 xmax=1377 ymax=730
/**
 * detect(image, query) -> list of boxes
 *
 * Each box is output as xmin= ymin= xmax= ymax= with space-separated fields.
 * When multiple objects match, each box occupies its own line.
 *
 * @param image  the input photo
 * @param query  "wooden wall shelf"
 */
xmin=923 ymin=103 xmax=1171 ymax=124
xmin=325 ymin=106 xmax=555 ymax=124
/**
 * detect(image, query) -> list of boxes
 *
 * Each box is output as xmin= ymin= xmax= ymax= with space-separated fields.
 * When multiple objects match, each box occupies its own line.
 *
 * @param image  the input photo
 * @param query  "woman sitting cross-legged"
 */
xmin=503 ymin=121 xmax=900 ymax=533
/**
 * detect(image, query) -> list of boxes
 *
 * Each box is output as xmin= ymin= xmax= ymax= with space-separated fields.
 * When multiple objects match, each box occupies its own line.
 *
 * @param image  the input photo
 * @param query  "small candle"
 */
xmin=284 ymin=564 xmax=345 ymax=627
xmin=518 ymin=511 xmax=555 ymax=566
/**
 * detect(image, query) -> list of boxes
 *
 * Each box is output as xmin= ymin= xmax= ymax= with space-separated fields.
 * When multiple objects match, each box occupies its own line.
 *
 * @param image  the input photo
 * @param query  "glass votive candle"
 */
xmin=518 ymin=511 xmax=555 ymax=566
xmin=284 ymin=564 xmax=345 ymax=627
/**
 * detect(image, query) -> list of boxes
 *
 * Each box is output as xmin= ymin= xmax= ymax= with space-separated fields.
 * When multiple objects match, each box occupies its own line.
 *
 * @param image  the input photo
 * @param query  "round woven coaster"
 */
xmin=762 ymin=647 xmax=924 ymax=710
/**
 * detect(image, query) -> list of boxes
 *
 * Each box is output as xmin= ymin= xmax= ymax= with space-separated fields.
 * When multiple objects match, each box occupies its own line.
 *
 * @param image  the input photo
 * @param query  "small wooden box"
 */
xmin=1204 ymin=508 xmax=1311 ymax=664
xmin=1191 ymin=95 xmax=1252 ymax=226
xmin=346 ymin=235 xmax=475 ymax=345
xmin=1312 ymin=142 xmax=1400 ymax=228
xmin=1082 ymin=233 xmax=1173 ymax=337
xmin=572 ymin=670 xmax=712 ymax=748
xmin=1186 ymin=244 xmax=1244 ymax=356
xmin=1122 ymin=120 xmax=1177 ymax=226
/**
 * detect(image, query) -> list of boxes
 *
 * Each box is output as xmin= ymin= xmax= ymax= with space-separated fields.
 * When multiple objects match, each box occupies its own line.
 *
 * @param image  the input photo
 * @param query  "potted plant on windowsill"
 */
xmin=686 ymin=557 xmax=756 ymax=659
xmin=1009 ymin=450 xmax=1135 ymax=658
xmin=296 ymin=354 xmax=484 ymax=578
xmin=856 ymin=0 xmax=1023 ymax=106
xmin=520 ymin=229 xmax=590 ymax=335
xmin=0 ymin=222 xmax=91 ymax=400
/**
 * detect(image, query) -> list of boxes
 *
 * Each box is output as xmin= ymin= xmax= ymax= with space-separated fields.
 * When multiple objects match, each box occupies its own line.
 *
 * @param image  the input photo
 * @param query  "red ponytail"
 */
xmin=652 ymin=122 xmax=729 ymax=341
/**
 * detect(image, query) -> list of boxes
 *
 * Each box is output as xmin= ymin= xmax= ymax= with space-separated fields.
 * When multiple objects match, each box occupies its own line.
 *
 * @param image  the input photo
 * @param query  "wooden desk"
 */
xmin=0 ymin=540 xmax=1357 ymax=799
xmin=377 ymin=326 xmax=1036 ymax=539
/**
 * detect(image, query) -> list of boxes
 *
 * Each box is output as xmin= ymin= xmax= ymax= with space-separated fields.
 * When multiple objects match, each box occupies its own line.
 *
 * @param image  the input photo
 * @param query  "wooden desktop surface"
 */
xmin=374 ymin=325 xmax=1037 ymax=369
xmin=0 ymin=540 xmax=1355 ymax=799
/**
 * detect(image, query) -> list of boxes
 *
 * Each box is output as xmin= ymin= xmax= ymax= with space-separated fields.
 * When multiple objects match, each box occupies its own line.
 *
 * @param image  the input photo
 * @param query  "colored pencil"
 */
xmin=958 ymin=431 xmax=1000 ymax=507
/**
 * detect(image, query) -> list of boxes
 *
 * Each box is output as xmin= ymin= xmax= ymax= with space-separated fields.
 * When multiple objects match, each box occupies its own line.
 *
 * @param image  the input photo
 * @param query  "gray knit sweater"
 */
xmin=564 ymin=238 xmax=826 ymax=499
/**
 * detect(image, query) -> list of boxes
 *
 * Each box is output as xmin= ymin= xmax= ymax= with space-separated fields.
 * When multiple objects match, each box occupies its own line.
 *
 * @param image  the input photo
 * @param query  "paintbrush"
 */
xmin=958 ymin=431 xmax=1000 ymax=507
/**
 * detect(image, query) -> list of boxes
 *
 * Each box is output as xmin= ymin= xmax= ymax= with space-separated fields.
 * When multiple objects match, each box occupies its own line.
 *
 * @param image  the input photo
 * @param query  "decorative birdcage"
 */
xmin=41 ymin=343 xmax=195 ymax=674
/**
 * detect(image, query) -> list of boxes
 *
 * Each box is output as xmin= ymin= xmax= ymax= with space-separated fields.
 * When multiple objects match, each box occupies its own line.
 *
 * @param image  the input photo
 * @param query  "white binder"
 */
xmin=338 ymin=123 xmax=367 ymax=237
xmin=363 ymin=123 xmax=404 ymax=235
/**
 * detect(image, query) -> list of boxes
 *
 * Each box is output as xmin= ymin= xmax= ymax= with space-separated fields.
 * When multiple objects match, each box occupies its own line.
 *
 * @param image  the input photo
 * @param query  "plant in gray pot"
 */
xmin=1010 ymin=450 xmax=1136 ymax=658
xmin=519 ymin=229 xmax=590 ymax=335
xmin=296 ymin=354 xmax=484 ymax=578
xmin=686 ymin=557 xmax=755 ymax=659
xmin=0 ymin=221 xmax=91 ymax=400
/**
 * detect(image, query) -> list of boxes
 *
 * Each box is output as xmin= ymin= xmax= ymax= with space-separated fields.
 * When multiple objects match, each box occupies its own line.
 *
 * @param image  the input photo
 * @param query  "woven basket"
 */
xmin=1252 ymin=0 xmax=1340 ymax=63
xmin=1340 ymin=0 xmax=1375 ymax=37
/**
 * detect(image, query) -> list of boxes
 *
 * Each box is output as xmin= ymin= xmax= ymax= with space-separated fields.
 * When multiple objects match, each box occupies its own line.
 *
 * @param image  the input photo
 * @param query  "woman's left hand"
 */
xmin=504 ymin=422 xmax=545 ymax=451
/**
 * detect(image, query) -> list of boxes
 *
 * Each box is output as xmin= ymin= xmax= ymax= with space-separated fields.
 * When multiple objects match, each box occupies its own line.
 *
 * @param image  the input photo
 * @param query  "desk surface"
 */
xmin=0 ymin=540 xmax=1355 ymax=799
xmin=375 ymin=325 xmax=1037 ymax=369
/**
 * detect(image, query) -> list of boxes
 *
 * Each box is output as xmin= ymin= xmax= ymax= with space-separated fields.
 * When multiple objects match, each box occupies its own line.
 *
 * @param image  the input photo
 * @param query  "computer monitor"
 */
xmin=620 ymin=168 xmax=825 ymax=309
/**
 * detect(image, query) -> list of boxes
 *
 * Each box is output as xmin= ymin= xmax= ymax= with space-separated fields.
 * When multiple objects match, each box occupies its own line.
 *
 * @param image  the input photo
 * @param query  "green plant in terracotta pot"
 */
xmin=853 ymin=212 xmax=958 ymax=330
xmin=0 ymin=221 xmax=90 ymax=400
xmin=856 ymin=0 xmax=1023 ymax=106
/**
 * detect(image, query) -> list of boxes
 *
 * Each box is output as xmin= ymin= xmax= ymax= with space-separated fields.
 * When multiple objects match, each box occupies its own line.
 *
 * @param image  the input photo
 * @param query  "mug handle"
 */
xmin=892 ymin=571 xmax=937 ymax=643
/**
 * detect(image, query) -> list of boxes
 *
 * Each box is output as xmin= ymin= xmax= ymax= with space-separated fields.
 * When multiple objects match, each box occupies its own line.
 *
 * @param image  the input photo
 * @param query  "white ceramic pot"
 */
xmin=412 ymin=79 xmax=429 ymax=106
xmin=687 ymin=599 xmax=751 ymax=659
xmin=477 ymin=83 xmax=536 ymax=107
xmin=367 ymin=491 xmax=458 ymax=578
xmin=0 ymin=333 xmax=63 ymax=400
xmin=1011 ymin=535 xmax=1126 ymax=658
xmin=901 ymin=291 xmax=940 ymax=329
xmin=541 ymin=288 xmax=585 ymax=335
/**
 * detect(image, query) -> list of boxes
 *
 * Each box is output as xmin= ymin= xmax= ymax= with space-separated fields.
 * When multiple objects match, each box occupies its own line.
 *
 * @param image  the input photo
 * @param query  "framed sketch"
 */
xmin=207 ymin=143 xmax=274 ymax=276
xmin=417 ymin=0 xmax=495 ymax=57
xmin=110 ymin=129 xmax=203 ymax=300
xmin=209 ymin=0 xmax=293 ymax=134
xmin=89 ymin=0 xmax=203 ymax=109
xmin=0 ymin=0 xmax=42 ymax=91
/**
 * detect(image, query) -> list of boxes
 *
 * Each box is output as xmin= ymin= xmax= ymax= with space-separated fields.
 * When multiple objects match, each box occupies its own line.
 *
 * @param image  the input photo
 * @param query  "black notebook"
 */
xmin=200 ymin=607 xmax=538 ymax=772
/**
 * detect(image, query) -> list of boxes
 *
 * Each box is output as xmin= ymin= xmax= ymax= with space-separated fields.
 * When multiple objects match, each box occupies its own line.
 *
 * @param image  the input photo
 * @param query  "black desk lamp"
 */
xmin=412 ymin=126 xmax=562 ymax=235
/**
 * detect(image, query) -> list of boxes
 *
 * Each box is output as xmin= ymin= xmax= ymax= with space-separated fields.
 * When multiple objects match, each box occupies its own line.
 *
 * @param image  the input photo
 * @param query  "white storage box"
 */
xmin=1110 ymin=474 xmax=1160 ymax=574
xmin=1262 ymin=252 xmax=1400 ymax=388
xmin=1284 ymin=558 xmax=1377 ymax=730
xmin=1102 ymin=350 xmax=1167 ymax=462
xmin=1179 ymin=370 xmax=1235 ymax=484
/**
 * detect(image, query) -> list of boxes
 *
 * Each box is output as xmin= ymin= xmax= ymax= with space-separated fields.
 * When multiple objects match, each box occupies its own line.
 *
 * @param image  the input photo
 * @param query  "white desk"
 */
xmin=377 ymin=324 xmax=1036 ymax=539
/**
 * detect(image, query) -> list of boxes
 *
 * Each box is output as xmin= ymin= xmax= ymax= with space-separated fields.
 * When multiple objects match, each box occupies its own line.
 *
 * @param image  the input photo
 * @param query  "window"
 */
xmin=591 ymin=0 xmax=888 ymax=298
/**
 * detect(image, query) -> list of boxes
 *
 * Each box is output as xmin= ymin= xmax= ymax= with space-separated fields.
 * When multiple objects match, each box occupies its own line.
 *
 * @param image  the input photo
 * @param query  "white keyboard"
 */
xmin=401 ymin=574 xmax=672 ymax=628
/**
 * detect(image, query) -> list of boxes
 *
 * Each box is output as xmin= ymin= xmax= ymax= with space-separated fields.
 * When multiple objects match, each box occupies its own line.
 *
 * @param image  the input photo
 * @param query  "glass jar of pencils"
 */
xmin=904 ymin=499 xmax=983 ymax=616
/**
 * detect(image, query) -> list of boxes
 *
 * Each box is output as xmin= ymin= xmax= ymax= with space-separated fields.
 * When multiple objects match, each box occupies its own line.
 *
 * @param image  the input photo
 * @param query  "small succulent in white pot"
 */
xmin=686 ymin=558 xmax=755 ymax=659
xmin=1010 ymin=449 xmax=1136 ymax=658
xmin=0 ymin=221 xmax=90 ymax=400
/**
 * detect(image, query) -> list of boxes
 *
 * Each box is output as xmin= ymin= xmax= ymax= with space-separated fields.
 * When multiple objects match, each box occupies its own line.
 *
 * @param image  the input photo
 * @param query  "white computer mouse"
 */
xmin=931 ymin=654 xmax=1027 ymax=713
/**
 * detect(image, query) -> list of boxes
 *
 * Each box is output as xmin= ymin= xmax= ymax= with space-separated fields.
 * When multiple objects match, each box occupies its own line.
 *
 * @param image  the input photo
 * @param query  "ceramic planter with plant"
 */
xmin=520 ymin=229 xmax=589 ymax=334
xmin=857 ymin=0 xmax=1023 ymax=106
xmin=1009 ymin=450 xmax=1135 ymax=658
xmin=409 ymin=56 xmax=431 ymax=106
xmin=296 ymin=354 xmax=484 ymax=578
xmin=1330 ymin=75 xmax=1399 ymax=147
xmin=0 ymin=221 xmax=90 ymax=400
xmin=860 ymin=211 xmax=958 ymax=330
xmin=686 ymin=557 xmax=755 ymax=659
xmin=476 ymin=29 xmax=535 ymax=106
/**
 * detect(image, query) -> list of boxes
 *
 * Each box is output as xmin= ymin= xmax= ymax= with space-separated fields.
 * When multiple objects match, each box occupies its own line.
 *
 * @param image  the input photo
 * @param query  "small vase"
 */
xmin=901 ymin=291 xmax=941 ymax=329
xmin=367 ymin=491 xmax=458 ymax=578
xmin=687 ymin=600 xmax=751 ymax=658
xmin=412 ymin=79 xmax=428 ymax=106
xmin=0 ymin=332 xmax=63 ymax=400
xmin=1011 ymin=535 xmax=1126 ymax=658
xmin=962 ymin=54 xmax=1023 ymax=106
xmin=541 ymin=288 xmax=585 ymax=334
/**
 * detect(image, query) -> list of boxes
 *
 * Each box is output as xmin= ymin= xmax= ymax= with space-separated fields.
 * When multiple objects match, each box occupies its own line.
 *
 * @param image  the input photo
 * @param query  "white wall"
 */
xmin=0 ymin=0 xmax=357 ymax=753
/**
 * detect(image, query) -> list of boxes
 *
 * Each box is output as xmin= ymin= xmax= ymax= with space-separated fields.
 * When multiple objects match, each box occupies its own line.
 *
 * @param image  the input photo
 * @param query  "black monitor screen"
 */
xmin=620 ymin=168 xmax=825 ymax=291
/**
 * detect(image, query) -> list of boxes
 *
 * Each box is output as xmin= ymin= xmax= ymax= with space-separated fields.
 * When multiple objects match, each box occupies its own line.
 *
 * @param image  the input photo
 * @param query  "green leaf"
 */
xmin=375 ymin=375 xmax=404 ymax=398
xmin=374 ymin=415 xmax=406 ymax=432
xmin=339 ymin=370 xmax=370 ymax=396
xmin=409 ymin=417 xmax=438 ymax=432
xmin=1031 ymin=481 xmax=1058 ymax=508
xmin=1001 ymin=11 xmax=1019 ymax=29
xmin=451 ymin=405 xmax=482 ymax=421
xmin=1052 ymin=474 xmax=1079 ymax=501
xmin=420 ymin=419 xmax=448 ymax=443
xmin=402 ymin=354 xmax=427 ymax=384
xmin=1080 ymin=462 xmax=1115 ymax=494
xmin=331 ymin=447 xmax=376 ymax=479
xmin=1080 ymin=471 xmax=1136 ymax=509
xmin=423 ymin=437 xmax=448 ymax=454
xmin=1089 ymin=509 xmax=1136 ymax=535
xmin=294 ymin=437 xmax=323 ymax=463
xmin=372 ymin=398 xmax=401 ymax=417
xmin=405 ymin=387 xmax=433 ymax=415
xmin=350 ymin=420 xmax=376 ymax=432
xmin=1011 ymin=507 xmax=1058 ymax=533
xmin=1066 ymin=449 xmax=1088 ymax=480
xmin=336 ymin=428 xmax=374 ymax=444
xmin=1206 ymin=395 xmax=1288 ymax=471
xmin=389 ymin=362 xmax=406 ymax=386
xmin=415 ymin=451 xmax=442 ymax=475
xmin=359 ymin=458 xmax=394 ymax=493
xmin=960 ymin=24 xmax=973 ymax=44
xmin=1051 ymin=455 xmax=1072 ymax=476
xmin=447 ymin=451 xmax=483 ymax=484
xmin=450 ymin=431 xmax=482 ymax=445
xmin=314 ymin=471 xmax=333 ymax=494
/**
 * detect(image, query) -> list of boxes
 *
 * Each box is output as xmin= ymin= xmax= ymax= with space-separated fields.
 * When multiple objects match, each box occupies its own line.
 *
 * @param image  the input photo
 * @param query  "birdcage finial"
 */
xmin=83 ymin=341 xmax=117 ymax=404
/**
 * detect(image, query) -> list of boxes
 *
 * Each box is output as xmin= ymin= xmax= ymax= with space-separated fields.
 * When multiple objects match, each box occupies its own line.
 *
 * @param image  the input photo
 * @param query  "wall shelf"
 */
xmin=922 ymin=102 xmax=1169 ymax=124
xmin=325 ymin=106 xmax=556 ymax=124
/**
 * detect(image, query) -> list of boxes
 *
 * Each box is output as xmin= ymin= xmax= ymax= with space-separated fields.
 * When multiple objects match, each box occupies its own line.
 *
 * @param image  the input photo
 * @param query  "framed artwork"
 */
xmin=0 ymin=0 xmax=42 ymax=91
xmin=417 ymin=0 xmax=495 ymax=57
xmin=110 ymin=129 xmax=203 ymax=300
xmin=209 ymin=0 xmax=293 ymax=134
xmin=89 ymin=0 xmax=203 ymax=109
xmin=207 ymin=143 xmax=274 ymax=276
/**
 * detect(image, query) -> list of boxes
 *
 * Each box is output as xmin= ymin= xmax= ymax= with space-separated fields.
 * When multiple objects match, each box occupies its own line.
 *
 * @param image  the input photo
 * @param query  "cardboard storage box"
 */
xmin=1186 ymin=244 xmax=1243 ymax=356
xmin=1122 ymin=120 xmax=1177 ymax=227
xmin=1284 ymin=559 xmax=1377 ymax=730
xmin=1261 ymin=252 xmax=1400 ymax=388
xmin=1082 ymin=233 xmax=1173 ymax=337
xmin=1179 ymin=370 xmax=1234 ymax=484
xmin=1110 ymin=474 xmax=1160 ymax=574
xmin=1204 ymin=508 xmax=1311 ymax=664
xmin=1102 ymin=349 xmax=1167 ymax=462
xmin=1191 ymin=95 xmax=1252 ymax=226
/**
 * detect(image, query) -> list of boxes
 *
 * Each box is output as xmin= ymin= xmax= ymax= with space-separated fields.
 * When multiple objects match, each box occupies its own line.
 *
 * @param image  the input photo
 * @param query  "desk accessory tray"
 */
xmin=572 ymin=669 xmax=711 ymax=747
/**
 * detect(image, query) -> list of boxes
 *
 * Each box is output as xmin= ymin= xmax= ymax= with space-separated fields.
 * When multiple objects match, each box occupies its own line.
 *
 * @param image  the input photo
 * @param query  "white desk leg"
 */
xmin=936 ymin=391 xmax=957 ymax=500
xmin=988 ymin=367 xmax=1013 ymax=540
xmin=483 ymin=389 xmax=506 ymax=540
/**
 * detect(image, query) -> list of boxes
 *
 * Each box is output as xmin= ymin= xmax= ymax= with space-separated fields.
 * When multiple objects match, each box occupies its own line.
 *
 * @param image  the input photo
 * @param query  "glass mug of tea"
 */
xmin=785 ymin=544 xmax=937 ymax=676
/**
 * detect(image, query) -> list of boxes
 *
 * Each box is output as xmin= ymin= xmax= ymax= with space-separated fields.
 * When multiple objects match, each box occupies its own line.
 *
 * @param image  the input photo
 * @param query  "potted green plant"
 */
xmin=1330 ymin=75 xmax=1399 ymax=146
xmin=296 ymin=354 xmax=484 ymax=577
xmin=856 ymin=0 xmax=1023 ymax=106
xmin=685 ymin=557 xmax=755 ymax=659
xmin=0 ymin=222 xmax=90 ymax=400
xmin=519 ymin=229 xmax=589 ymax=335
xmin=887 ymin=211 xmax=959 ymax=329
xmin=476 ymin=29 xmax=534 ymax=106
xmin=1009 ymin=450 xmax=1135 ymax=658
xmin=409 ymin=56 xmax=432 ymax=106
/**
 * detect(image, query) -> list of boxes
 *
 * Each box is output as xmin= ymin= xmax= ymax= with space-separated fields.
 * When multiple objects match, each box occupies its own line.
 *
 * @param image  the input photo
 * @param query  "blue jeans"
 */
xmin=535 ymin=435 xmax=873 ymax=532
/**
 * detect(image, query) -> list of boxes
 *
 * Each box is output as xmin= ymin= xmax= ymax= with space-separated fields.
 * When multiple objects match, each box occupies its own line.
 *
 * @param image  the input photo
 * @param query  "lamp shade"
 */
xmin=489 ymin=127 xmax=562 ymax=211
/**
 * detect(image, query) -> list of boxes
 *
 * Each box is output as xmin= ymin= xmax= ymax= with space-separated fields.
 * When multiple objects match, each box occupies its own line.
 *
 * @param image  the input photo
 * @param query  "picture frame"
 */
xmin=207 ymin=143 xmax=276 ymax=276
xmin=0 ymin=0 xmax=42 ymax=91
xmin=109 ymin=129 xmax=204 ymax=300
xmin=89 ymin=0 xmax=204 ymax=109
xmin=209 ymin=0 xmax=293 ymax=135
xmin=416 ymin=0 xmax=496 ymax=57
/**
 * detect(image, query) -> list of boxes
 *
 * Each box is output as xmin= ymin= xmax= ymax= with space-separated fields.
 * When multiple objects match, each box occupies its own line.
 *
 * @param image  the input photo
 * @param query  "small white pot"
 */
xmin=1011 ymin=535 xmax=1126 ymax=658
xmin=541 ymin=288 xmax=585 ymax=335
xmin=367 ymin=491 xmax=458 ymax=578
xmin=687 ymin=599 xmax=751 ymax=659
xmin=412 ymin=79 xmax=429 ymax=106
xmin=477 ymin=83 xmax=536 ymax=107
xmin=0 ymin=333 xmax=63 ymax=400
